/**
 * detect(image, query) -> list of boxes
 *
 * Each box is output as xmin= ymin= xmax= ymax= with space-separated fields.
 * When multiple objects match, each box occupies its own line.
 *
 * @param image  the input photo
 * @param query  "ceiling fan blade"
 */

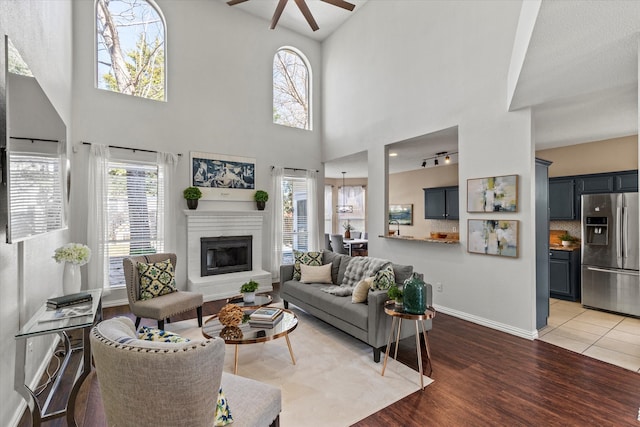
xmin=270 ymin=0 xmax=289 ymax=30
xmin=321 ymin=0 xmax=356 ymax=11
xmin=227 ymin=0 xmax=250 ymax=5
xmin=294 ymin=0 xmax=319 ymax=31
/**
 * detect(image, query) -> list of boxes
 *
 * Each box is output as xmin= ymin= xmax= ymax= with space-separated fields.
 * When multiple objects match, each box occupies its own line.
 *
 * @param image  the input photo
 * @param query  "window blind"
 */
xmin=9 ymin=152 xmax=64 ymax=240
xmin=281 ymin=176 xmax=309 ymax=264
xmin=107 ymin=160 xmax=163 ymax=287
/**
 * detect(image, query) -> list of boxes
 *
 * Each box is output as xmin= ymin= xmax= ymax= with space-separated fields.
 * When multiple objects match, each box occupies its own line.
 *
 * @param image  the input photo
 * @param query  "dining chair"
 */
xmin=330 ymin=234 xmax=348 ymax=254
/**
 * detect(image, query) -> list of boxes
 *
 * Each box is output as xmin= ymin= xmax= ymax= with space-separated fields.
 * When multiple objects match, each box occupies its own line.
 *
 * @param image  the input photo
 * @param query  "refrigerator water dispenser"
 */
xmin=585 ymin=216 xmax=608 ymax=245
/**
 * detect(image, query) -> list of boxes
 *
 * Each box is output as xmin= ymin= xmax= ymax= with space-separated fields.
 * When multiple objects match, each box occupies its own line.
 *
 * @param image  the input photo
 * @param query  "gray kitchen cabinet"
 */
xmin=549 ymin=178 xmax=575 ymax=220
xmin=424 ymin=186 xmax=459 ymax=220
xmin=549 ymin=249 xmax=581 ymax=301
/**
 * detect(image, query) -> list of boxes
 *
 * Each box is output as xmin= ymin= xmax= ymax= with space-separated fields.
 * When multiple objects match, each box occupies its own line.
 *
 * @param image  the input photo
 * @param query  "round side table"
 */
xmin=380 ymin=301 xmax=436 ymax=390
xmin=226 ymin=294 xmax=273 ymax=309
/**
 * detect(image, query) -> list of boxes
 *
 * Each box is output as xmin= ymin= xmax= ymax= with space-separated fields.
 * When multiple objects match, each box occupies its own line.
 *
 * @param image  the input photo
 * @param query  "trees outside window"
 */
xmin=96 ymin=0 xmax=166 ymax=101
xmin=273 ymin=48 xmax=311 ymax=130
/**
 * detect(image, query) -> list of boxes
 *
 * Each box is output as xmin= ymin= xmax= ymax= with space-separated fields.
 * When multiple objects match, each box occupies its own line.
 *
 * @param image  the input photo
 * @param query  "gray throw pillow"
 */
xmin=323 ymin=250 xmax=343 ymax=285
xmin=392 ymin=263 xmax=413 ymax=284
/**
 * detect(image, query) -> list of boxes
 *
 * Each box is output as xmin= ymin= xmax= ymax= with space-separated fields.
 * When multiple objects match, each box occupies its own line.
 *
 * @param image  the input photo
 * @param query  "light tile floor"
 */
xmin=538 ymin=299 xmax=640 ymax=372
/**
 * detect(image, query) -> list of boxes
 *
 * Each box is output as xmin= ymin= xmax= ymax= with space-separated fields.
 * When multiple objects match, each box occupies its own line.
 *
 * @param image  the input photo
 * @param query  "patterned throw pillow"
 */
xmin=215 ymin=388 xmax=233 ymax=426
xmin=137 ymin=259 xmax=177 ymax=300
xmin=137 ymin=326 xmax=190 ymax=343
xmin=372 ymin=264 xmax=395 ymax=290
xmin=293 ymin=250 xmax=323 ymax=280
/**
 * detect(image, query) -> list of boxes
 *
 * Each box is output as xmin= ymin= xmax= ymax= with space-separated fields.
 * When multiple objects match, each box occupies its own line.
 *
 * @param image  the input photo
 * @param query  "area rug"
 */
xmin=165 ymin=305 xmax=433 ymax=427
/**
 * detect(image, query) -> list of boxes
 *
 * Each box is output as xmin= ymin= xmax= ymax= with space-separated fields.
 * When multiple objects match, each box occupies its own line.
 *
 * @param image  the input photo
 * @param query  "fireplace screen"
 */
xmin=201 ymin=235 xmax=252 ymax=276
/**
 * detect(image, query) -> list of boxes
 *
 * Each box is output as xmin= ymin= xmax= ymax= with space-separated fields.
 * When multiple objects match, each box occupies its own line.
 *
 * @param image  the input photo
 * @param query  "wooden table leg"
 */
xmin=381 ymin=317 xmax=397 ymax=376
xmin=285 ymin=333 xmax=296 ymax=365
xmin=393 ymin=318 xmax=402 ymax=359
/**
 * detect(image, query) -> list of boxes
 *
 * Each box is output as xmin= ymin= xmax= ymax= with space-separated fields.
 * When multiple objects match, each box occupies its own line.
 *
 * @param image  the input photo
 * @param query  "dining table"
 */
xmin=343 ymin=238 xmax=368 ymax=256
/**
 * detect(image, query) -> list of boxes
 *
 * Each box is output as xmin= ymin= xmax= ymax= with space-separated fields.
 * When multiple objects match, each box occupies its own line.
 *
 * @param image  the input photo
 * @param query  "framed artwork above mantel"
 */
xmin=190 ymin=152 xmax=255 ymax=201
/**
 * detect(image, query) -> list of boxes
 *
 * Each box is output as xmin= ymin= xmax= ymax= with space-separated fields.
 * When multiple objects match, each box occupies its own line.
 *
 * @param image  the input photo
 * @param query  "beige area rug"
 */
xmin=166 ymin=305 xmax=433 ymax=427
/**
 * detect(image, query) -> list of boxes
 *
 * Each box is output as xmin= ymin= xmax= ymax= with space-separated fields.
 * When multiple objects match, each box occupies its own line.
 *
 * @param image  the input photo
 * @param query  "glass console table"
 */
xmin=14 ymin=288 xmax=103 ymax=427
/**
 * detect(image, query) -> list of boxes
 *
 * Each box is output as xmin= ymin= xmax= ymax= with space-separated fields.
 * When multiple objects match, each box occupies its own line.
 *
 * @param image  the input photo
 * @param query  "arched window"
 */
xmin=273 ymin=47 xmax=311 ymax=130
xmin=96 ymin=0 xmax=166 ymax=101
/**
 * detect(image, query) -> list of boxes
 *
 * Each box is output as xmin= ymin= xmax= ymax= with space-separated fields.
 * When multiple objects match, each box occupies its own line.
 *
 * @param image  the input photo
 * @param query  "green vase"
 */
xmin=403 ymin=273 xmax=426 ymax=314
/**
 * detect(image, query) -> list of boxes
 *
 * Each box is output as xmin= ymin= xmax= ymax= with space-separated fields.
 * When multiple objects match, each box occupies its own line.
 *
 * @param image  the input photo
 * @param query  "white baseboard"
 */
xmin=433 ymin=304 xmax=538 ymax=340
xmin=10 ymin=336 xmax=61 ymax=427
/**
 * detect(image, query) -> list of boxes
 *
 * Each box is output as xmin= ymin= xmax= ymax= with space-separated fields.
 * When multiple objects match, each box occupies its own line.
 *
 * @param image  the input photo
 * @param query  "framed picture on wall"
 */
xmin=467 ymin=174 xmax=518 ymax=212
xmin=467 ymin=219 xmax=519 ymax=258
xmin=190 ymin=152 xmax=256 ymax=201
xmin=388 ymin=204 xmax=413 ymax=225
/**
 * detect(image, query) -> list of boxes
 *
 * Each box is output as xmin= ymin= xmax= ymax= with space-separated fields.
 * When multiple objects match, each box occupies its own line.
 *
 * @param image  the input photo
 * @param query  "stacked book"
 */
xmin=248 ymin=307 xmax=284 ymax=328
xmin=47 ymin=292 xmax=93 ymax=309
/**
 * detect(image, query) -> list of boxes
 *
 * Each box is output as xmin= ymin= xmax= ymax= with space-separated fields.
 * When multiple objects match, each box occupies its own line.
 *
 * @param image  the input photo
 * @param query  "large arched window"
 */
xmin=273 ymin=47 xmax=311 ymax=130
xmin=96 ymin=0 xmax=166 ymax=101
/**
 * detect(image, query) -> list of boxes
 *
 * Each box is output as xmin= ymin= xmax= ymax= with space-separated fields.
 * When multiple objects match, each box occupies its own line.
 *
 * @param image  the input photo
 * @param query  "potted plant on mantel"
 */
xmin=183 ymin=186 xmax=202 ymax=210
xmin=254 ymin=190 xmax=269 ymax=210
xmin=558 ymin=233 xmax=578 ymax=247
xmin=240 ymin=280 xmax=259 ymax=303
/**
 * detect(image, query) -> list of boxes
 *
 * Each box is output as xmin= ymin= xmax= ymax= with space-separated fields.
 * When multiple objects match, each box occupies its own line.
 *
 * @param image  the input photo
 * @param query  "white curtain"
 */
xmin=157 ymin=152 xmax=179 ymax=253
xmin=305 ymin=169 xmax=319 ymax=251
xmin=271 ymin=166 xmax=285 ymax=279
xmin=87 ymin=144 xmax=110 ymax=295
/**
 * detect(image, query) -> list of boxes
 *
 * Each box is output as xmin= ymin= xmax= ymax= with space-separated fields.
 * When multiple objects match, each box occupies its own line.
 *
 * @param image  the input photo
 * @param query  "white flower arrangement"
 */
xmin=53 ymin=243 xmax=91 ymax=266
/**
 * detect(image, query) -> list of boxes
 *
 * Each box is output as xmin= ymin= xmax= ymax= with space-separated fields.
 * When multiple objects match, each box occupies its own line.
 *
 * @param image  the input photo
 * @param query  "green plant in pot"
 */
xmin=254 ymin=190 xmax=269 ymax=210
xmin=387 ymin=284 xmax=403 ymax=308
xmin=343 ymin=221 xmax=354 ymax=239
xmin=558 ymin=233 xmax=577 ymax=247
xmin=183 ymin=186 xmax=202 ymax=210
xmin=240 ymin=279 xmax=259 ymax=303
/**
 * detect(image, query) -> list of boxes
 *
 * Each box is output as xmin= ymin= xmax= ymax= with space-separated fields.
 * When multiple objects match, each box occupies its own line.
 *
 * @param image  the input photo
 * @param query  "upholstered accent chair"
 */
xmin=123 ymin=253 xmax=203 ymax=329
xmin=91 ymin=317 xmax=282 ymax=427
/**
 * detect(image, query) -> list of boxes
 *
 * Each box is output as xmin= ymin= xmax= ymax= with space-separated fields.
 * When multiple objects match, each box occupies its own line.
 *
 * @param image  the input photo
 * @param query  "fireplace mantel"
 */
xmin=185 ymin=210 xmax=271 ymax=302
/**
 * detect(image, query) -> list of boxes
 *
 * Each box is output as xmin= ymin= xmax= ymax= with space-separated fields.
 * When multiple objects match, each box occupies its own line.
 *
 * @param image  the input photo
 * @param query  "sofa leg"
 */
xmin=373 ymin=347 xmax=381 ymax=363
xmin=158 ymin=319 xmax=164 ymax=330
xmin=197 ymin=306 xmax=203 ymax=327
xmin=283 ymin=300 xmax=289 ymax=309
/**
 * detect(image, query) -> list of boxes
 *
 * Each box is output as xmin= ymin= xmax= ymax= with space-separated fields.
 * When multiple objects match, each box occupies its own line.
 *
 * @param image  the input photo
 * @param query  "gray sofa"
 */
xmin=280 ymin=251 xmax=432 ymax=362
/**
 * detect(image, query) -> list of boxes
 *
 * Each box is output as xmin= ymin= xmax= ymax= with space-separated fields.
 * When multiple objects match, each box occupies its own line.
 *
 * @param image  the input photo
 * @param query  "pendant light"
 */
xmin=336 ymin=172 xmax=353 ymax=214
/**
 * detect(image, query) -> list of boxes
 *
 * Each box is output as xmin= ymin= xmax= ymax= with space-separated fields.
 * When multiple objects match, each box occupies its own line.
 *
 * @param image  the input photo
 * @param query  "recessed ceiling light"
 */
xmin=389 ymin=152 xmax=398 ymax=157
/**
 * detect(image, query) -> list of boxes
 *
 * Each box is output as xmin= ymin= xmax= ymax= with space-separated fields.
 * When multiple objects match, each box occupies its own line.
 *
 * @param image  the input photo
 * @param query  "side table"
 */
xmin=226 ymin=294 xmax=273 ymax=309
xmin=380 ymin=301 xmax=436 ymax=390
xmin=14 ymin=289 xmax=103 ymax=427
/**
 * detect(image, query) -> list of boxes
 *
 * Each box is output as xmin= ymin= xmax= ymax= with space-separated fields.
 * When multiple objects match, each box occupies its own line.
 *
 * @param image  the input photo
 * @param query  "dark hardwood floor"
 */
xmin=19 ymin=287 xmax=640 ymax=426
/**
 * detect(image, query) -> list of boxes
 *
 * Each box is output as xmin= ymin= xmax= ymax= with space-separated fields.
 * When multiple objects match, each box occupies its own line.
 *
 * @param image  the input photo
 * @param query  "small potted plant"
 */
xmin=387 ymin=284 xmax=403 ymax=309
xmin=240 ymin=279 xmax=259 ymax=303
xmin=183 ymin=186 xmax=203 ymax=210
xmin=558 ymin=233 xmax=577 ymax=247
xmin=254 ymin=190 xmax=269 ymax=210
xmin=343 ymin=221 xmax=354 ymax=239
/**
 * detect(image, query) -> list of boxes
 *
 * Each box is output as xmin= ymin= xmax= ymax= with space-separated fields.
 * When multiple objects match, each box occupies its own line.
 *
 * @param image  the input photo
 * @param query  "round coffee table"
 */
xmin=202 ymin=307 xmax=298 ymax=374
xmin=381 ymin=301 xmax=436 ymax=390
xmin=226 ymin=294 xmax=273 ymax=309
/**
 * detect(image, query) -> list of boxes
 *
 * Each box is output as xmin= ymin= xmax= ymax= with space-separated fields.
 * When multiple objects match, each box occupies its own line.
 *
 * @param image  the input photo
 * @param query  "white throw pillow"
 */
xmin=300 ymin=263 xmax=333 ymax=284
xmin=352 ymin=276 xmax=374 ymax=303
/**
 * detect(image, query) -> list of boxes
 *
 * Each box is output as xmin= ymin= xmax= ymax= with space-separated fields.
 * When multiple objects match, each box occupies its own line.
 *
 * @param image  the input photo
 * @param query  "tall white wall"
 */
xmin=323 ymin=0 xmax=538 ymax=335
xmin=0 ymin=1 xmax=73 ymax=425
xmin=71 ymin=0 xmax=323 ymax=305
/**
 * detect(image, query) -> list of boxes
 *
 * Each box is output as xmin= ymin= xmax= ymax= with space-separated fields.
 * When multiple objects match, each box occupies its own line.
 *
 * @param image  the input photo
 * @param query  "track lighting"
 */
xmin=421 ymin=160 xmax=427 ymax=168
xmin=445 ymin=154 xmax=450 ymax=163
xmin=434 ymin=159 xmax=439 ymax=166
xmin=419 ymin=151 xmax=457 ymax=168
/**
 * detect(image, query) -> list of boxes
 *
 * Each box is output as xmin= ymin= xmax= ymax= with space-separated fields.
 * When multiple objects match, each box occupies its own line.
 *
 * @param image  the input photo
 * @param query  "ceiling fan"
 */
xmin=227 ymin=0 xmax=356 ymax=32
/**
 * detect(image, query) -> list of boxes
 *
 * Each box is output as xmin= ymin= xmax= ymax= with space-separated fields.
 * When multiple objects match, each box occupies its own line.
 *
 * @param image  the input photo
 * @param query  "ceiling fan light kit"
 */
xmin=227 ymin=0 xmax=356 ymax=32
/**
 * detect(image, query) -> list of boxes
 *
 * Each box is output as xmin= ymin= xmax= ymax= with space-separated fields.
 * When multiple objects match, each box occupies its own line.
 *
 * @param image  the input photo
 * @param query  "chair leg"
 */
xmin=135 ymin=317 xmax=141 ymax=328
xmin=158 ymin=319 xmax=164 ymax=330
xmin=197 ymin=306 xmax=203 ymax=327
xmin=166 ymin=317 xmax=171 ymax=324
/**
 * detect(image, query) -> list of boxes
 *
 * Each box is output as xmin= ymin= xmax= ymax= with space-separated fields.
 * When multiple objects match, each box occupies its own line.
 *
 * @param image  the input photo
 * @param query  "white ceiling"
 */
xmin=224 ymin=1 xmax=640 ymax=176
xmin=219 ymin=0 xmax=369 ymax=41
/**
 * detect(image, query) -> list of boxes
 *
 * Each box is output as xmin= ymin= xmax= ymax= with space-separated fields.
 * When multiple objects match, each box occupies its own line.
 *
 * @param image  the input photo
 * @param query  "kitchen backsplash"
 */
xmin=550 ymin=220 xmax=581 ymax=240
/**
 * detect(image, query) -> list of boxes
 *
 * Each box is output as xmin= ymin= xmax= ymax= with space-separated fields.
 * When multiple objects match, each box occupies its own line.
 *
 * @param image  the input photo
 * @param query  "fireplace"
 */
xmin=200 ymin=235 xmax=252 ymax=276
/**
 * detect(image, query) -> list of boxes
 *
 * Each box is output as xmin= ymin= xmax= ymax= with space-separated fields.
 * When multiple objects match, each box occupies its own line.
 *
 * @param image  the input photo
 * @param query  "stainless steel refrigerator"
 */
xmin=581 ymin=193 xmax=640 ymax=316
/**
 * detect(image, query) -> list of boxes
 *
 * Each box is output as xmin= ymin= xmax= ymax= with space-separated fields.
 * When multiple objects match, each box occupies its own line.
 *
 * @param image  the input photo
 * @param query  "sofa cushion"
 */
xmin=137 ymin=259 xmax=177 ymax=300
xmin=300 ymin=263 xmax=333 ymax=284
xmin=322 ymin=251 xmax=345 ymax=284
xmin=392 ymin=263 xmax=414 ymax=284
xmin=293 ymin=251 xmax=323 ymax=280
xmin=352 ymin=277 xmax=373 ymax=303
xmin=372 ymin=264 xmax=395 ymax=290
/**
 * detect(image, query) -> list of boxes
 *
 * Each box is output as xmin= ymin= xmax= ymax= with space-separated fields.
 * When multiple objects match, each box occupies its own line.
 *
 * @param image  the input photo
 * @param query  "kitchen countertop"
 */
xmin=549 ymin=244 xmax=581 ymax=252
xmin=379 ymin=235 xmax=460 ymax=244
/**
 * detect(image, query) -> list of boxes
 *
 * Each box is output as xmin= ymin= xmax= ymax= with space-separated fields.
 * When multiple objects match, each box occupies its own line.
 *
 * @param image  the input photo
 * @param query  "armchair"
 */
xmin=91 ymin=317 xmax=281 ymax=427
xmin=123 ymin=253 xmax=203 ymax=329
